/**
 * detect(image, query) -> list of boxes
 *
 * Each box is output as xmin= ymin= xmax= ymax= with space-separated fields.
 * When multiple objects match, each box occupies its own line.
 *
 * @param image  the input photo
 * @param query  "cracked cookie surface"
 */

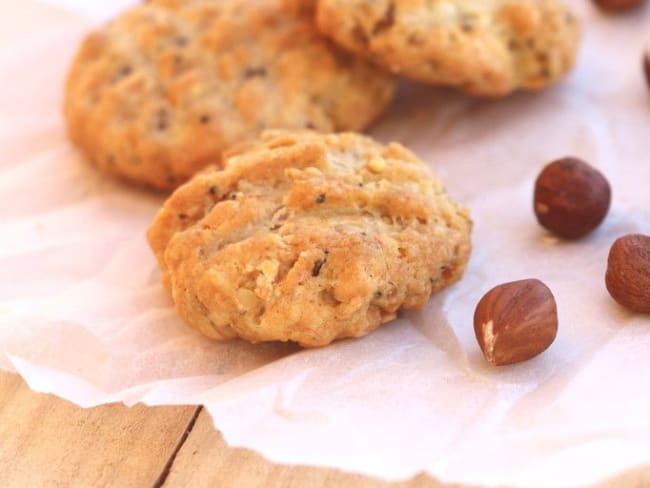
xmin=316 ymin=0 xmax=580 ymax=97
xmin=64 ymin=0 xmax=395 ymax=190
xmin=148 ymin=130 xmax=472 ymax=347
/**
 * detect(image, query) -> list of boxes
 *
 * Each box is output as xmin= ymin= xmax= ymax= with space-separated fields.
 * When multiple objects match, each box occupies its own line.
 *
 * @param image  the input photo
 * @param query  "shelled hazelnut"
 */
xmin=474 ymin=279 xmax=558 ymax=366
xmin=605 ymin=234 xmax=650 ymax=313
xmin=593 ymin=0 xmax=647 ymax=12
xmin=534 ymin=157 xmax=611 ymax=239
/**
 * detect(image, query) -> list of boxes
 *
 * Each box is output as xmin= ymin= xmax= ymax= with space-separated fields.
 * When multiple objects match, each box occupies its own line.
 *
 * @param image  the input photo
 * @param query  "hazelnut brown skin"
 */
xmin=534 ymin=157 xmax=611 ymax=239
xmin=605 ymin=234 xmax=650 ymax=313
xmin=593 ymin=0 xmax=647 ymax=11
xmin=474 ymin=279 xmax=559 ymax=366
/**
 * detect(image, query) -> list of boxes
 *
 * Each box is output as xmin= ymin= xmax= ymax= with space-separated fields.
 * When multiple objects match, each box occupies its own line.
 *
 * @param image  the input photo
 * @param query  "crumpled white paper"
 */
xmin=1 ymin=1 xmax=649 ymax=486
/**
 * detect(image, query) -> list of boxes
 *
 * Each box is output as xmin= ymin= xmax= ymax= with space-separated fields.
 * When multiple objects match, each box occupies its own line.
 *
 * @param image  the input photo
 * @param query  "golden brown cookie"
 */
xmin=148 ymin=130 xmax=472 ymax=347
xmin=316 ymin=0 xmax=580 ymax=97
xmin=64 ymin=0 xmax=395 ymax=190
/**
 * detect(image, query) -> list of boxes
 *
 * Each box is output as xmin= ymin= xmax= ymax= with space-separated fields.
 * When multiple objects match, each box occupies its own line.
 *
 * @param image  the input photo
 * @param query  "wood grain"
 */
xmin=0 ymin=371 xmax=197 ymax=488
xmin=164 ymin=409 xmax=459 ymax=488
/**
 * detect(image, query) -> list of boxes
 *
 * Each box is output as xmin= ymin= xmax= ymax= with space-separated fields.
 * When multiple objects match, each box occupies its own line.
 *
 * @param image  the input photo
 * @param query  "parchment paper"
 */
xmin=1 ymin=1 xmax=649 ymax=486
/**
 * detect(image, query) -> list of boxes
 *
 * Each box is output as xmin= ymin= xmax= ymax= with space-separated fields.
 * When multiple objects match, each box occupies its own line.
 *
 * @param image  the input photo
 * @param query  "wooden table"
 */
xmin=0 ymin=371 xmax=460 ymax=488
xmin=4 ymin=370 xmax=650 ymax=488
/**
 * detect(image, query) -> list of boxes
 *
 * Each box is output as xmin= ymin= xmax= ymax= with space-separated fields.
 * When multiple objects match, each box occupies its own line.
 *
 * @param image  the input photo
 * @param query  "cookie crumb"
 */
xmin=368 ymin=156 xmax=386 ymax=173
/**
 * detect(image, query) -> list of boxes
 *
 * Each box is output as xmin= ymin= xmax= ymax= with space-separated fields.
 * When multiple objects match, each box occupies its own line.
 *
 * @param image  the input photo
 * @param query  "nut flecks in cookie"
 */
xmin=64 ymin=0 xmax=395 ymax=190
xmin=147 ymin=130 xmax=472 ymax=347
xmin=316 ymin=0 xmax=580 ymax=97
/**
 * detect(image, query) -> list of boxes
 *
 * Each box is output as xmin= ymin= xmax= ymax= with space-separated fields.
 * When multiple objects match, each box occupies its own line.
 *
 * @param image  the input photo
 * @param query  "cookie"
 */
xmin=149 ymin=0 xmax=316 ymax=12
xmin=315 ymin=0 xmax=580 ymax=97
xmin=147 ymin=130 xmax=472 ymax=347
xmin=64 ymin=0 xmax=395 ymax=190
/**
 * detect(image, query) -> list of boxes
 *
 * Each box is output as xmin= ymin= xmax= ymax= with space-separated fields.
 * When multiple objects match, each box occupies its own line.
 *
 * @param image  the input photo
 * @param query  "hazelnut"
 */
xmin=534 ymin=157 xmax=611 ymax=239
xmin=593 ymin=0 xmax=647 ymax=11
xmin=605 ymin=234 xmax=650 ymax=313
xmin=474 ymin=279 xmax=558 ymax=366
